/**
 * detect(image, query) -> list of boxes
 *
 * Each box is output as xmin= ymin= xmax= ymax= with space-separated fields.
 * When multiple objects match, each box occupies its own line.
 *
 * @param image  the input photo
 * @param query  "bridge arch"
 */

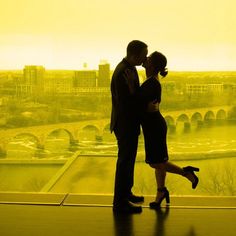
xmin=176 ymin=114 xmax=190 ymax=132
xmin=79 ymin=125 xmax=101 ymax=141
xmin=164 ymin=116 xmax=175 ymax=126
xmin=216 ymin=109 xmax=227 ymax=120
xmin=10 ymin=133 xmax=40 ymax=147
xmin=204 ymin=111 xmax=215 ymax=121
xmin=6 ymin=133 xmax=40 ymax=158
xmin=46 ymin=128 xmax=75 ymax=144
xmin=191 ymin=112 xmax=203 ymax=123
xmin=81 ymin=125 xmax=100 ymax=133
xmin=177 ymin=114 xmax=189 ymax=123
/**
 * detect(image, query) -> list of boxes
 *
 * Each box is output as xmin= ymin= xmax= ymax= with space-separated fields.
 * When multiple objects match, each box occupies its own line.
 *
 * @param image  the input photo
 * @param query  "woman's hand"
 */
xmin=147 ymin=100 xmax=159 ymax=112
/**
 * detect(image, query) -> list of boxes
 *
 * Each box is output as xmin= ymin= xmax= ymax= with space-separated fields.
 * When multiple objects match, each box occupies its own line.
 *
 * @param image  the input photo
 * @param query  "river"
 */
xmin=5 ymin=123 xmax=236 ymax=160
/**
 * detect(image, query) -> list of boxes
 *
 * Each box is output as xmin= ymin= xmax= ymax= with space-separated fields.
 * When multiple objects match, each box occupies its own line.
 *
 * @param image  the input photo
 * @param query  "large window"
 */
xmin=0 ymin=0 xmax=235 ymax=196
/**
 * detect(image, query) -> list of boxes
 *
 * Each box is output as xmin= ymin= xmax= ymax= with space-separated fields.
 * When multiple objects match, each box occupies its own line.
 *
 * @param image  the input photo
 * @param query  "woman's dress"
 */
xmin=139 ymin=77 xmax=169 ymax=164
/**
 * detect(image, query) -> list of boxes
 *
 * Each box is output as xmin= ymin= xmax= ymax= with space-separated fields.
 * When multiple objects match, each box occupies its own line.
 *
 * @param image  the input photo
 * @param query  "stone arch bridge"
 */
xmin=0 ymin=106 xmax=232 ymax=154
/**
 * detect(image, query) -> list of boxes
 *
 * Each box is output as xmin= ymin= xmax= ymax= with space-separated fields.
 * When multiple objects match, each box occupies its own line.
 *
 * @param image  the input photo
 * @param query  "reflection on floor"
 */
xmin=0 ymin=193 xmax=236 ymax=236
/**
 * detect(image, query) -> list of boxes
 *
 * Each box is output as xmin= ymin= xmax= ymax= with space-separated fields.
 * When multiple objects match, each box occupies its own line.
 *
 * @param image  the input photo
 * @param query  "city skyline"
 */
xmin=0 ymin=0 xmax=235 ymax=71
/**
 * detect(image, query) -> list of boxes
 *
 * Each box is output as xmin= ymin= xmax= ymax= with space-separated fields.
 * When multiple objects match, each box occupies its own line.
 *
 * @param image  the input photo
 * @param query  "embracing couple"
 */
xmin=110 ymin=40 xmax=200 ymax=214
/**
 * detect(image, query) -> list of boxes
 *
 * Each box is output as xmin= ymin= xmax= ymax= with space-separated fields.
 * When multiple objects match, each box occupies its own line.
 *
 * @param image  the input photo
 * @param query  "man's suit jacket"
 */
xmin=110 ymin=58 xmax=140 ymax=138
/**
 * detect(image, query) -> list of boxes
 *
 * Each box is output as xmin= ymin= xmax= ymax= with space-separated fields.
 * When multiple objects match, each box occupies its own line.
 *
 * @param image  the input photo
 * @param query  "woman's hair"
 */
xmin=150 ymin=51 xmax=168 ymax=77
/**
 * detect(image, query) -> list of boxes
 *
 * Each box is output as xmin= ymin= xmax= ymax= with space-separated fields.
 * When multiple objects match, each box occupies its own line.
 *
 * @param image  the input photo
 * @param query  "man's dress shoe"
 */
xmin=128 ymin=194 xmax=144 ymax=203
xmin=113 ymin=201 xmax=142 ymax=214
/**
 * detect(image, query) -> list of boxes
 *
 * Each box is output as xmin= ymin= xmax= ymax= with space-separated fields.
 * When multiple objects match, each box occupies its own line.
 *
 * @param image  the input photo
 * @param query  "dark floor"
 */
xmin=0 ymin=193 xmax=236 ymax=236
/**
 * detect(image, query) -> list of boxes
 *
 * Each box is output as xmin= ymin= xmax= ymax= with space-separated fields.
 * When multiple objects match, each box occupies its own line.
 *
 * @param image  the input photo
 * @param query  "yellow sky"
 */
xmin=0 ymin=0 xmax=235 ymax=70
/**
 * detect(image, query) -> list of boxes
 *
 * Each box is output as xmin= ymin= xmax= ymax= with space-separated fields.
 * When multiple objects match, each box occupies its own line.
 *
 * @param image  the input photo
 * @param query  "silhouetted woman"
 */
xmin=139 ymin=51 xmax=200 ymax=209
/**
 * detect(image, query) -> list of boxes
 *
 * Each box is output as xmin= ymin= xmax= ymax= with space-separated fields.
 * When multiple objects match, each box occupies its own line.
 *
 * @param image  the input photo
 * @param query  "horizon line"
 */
xmin=0 ymin=68 xmax=236 ymax=73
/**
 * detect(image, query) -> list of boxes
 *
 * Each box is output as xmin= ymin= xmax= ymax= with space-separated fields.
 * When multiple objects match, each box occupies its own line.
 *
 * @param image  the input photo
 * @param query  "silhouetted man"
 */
xmin=110 ymin=40 xmax=148 ymax=213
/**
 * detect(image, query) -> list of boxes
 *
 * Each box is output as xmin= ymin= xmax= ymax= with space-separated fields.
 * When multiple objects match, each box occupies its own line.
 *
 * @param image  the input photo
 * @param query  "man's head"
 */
xmin=126 ymin=40 xmax=148 ymax=66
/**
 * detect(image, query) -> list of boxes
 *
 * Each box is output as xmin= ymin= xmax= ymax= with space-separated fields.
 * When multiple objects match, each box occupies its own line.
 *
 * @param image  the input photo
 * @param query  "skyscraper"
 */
xmin=98 ymin=61 xmax=110 ymax=87
xmin=23 ymin=65 xmax=45 ymax=96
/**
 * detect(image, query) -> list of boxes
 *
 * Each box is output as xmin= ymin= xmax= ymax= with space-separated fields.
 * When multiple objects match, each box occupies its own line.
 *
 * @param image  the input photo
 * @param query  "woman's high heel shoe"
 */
xmin=183 ymin=166 xmax=199 ymax=189
xmin=149 ymin=187 xmax=170 ymax=209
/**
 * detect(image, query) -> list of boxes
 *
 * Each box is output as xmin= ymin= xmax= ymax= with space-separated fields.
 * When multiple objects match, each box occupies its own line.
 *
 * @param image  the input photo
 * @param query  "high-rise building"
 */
xmin=23 ymin=65 xmax=45 ymax=95
xmin=98 ymin=61 xmax=110 ymax=87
